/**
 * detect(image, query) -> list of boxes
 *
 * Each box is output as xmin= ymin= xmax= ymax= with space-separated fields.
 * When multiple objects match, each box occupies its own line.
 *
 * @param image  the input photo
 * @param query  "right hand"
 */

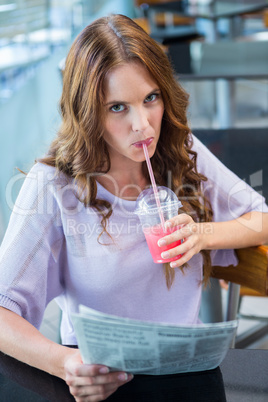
xmin=64 ymin=350 xmax=133 ymax=401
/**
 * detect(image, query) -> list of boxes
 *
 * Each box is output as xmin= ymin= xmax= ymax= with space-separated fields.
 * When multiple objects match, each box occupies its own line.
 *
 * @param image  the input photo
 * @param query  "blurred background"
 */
xmin=0 ymin=0 xmax=268 ymax=349
xmin=0 ymin=0 xmax=136 ymax=239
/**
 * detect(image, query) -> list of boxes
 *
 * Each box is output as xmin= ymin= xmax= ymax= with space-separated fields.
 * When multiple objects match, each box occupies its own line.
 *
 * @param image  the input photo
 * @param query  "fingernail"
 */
xmin=158 ymin=239 xmax=166 ymax=247
xmin=165 ymin=221 xmax=172 ymax=228
xmin=99 ymin=367 xmax=109 ymax=374
xmin=170 ymin=262 xmax=176 ymax=268
xmin=161 ymin=251 xmax=170 ymax=259
xmin=118 ymin=373 xmax=128 ymax=381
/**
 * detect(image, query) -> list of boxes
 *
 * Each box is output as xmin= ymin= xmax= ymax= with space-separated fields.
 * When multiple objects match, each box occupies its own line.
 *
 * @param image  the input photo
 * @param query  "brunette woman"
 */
xmin=0 ymin=14 xmax=267 ymax=401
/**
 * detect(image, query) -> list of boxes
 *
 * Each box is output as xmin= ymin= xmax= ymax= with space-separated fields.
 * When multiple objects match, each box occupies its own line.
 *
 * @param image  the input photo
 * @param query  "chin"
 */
xmin=131 ymin=154 xmax=147 ymax=163
xmin=129 ymin=139 xmax=158 ymax=162
xmin=149 ymin=146 xmax=157 ymax=158
xmin=135 ymin=147 xmax=156 ymax=163
xmin=147 ymin=142 xmax=157 ymax=159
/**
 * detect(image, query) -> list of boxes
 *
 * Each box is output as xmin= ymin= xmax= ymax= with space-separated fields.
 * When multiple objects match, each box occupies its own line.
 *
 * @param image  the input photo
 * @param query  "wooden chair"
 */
xmin=134 ymin=1 xmax=202 ymax=44
xmin=133 ymin=17 xmax=151 ymax=34
xmin=134 ymin=0 xmax=195 ymax=27
xmin=235 ymin=7 xmax=268 ymax=39
xmin=211 ymin=245 xmax=268 ymax=347
xmin=264 ymin=9 xmax=268 ymax=28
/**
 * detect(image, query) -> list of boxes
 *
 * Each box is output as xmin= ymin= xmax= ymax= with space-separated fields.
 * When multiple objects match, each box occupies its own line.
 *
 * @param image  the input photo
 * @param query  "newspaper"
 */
xmin=71 ymin=305 xmax=238 ymax=375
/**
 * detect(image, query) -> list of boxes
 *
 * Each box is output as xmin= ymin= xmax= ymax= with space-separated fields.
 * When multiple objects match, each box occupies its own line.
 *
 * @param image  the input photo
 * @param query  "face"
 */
xmin=103 ymin=62 xmax=164 ymax=166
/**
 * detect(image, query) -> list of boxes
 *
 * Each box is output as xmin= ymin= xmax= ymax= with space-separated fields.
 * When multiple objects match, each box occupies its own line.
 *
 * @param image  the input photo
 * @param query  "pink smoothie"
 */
xmin=143 ymin=225 xmax=182 ymax=263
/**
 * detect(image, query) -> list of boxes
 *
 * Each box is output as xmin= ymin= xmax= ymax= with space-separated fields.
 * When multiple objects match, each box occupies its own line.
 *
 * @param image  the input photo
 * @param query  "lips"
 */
xmin=132 ymin=137 xmax=153 ymax=148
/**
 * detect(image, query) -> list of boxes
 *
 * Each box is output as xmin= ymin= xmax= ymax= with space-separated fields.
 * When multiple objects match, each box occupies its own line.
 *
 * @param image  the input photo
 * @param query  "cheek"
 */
xmin=104 ymin=117 xmax=114 ymax=134
xmin=152 ymin=106 xmax=164 ymax=127
xmin=103 ymin=119 xmax=127 ymax=148
xmin=104 ymin=120 xmax=119 ymax=141
xmin=105 ymin=115 xmax=128 ymax=135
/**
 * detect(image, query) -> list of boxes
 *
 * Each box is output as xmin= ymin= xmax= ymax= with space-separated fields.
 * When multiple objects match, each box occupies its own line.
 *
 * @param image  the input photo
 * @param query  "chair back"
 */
xmin=211 ymin=245 xmax=268 ymax=296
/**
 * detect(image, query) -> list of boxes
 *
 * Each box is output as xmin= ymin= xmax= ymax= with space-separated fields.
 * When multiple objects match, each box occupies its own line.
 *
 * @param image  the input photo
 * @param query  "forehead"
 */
xmin=104 ymin=62 xmax=159 ymax=100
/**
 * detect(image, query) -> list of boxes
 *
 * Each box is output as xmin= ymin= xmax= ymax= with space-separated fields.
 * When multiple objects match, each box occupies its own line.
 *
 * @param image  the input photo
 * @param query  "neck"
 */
xmin=97 ymin=163 xmax=149 ymax=200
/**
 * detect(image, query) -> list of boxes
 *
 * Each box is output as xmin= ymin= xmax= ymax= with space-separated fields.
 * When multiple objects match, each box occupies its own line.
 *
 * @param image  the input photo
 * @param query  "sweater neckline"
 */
xmin=96 ymin=181 xmax=137 ymax=213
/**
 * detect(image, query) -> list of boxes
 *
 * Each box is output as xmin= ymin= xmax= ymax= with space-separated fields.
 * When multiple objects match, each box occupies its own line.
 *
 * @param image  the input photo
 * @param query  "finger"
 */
xmin=170 ymin=245 xmax=198 ymax=268
xmin=69 ymin=374 xmax=133 ymax=399
xmin=66 ymin=371 xmax=133 ymax=387
xmin=170 ymin=252 xmax=193 ymax=268
xmin=158 ymin=222 xmax=199 ymax=247
xmin=161 ymin=232 xmax=200 ymax=262
xmin=165 ymin=213 xmax=193 ymax=229
xmin=158 ymin=227 xmax=185 ymax=247
xmin=65 ymin=363 xmax=110 ymax=377
xmin=160 ymin=244 xmax=183 ymax=261
xmin=69 ymin=382 xmax=119 ymax=399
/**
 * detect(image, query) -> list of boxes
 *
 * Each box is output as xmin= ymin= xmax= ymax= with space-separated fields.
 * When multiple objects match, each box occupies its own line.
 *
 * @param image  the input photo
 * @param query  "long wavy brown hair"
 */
xmin=39 ymin=14 xmax=213 ymax=287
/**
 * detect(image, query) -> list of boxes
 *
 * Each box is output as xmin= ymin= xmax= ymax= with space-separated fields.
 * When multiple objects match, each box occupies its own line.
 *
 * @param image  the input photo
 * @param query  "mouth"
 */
xmin=132 ymin=137 xmax=153 ymax=148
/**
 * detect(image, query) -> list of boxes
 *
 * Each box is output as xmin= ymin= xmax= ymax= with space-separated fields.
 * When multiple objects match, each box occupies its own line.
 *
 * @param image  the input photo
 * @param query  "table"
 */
xmin=167 ymin=40 xmax=268 ymax=127
xmin=147 ymin=1 xmax=268 ymax=42
xmin=1 ymin=348 xmax=268 ymax=401
xmin=168 ymin=40 xmax=268 ymax=79
xmin=0 ymin=350 xmax=74 ymax=402
xmin=221 ymin=349 xmax=268 ymax=401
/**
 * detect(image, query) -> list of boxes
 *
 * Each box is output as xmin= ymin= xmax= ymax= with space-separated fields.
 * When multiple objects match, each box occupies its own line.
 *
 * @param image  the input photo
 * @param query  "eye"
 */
xmin=145 ymin=93 xmax=159 ymax=103
xmin=110 ymin=104 xmax=125 ymax=113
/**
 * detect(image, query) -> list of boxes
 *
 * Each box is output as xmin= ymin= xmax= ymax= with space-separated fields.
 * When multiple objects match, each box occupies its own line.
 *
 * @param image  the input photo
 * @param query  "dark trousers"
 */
xmin=107 ymin=367 xmax=226 ymax=402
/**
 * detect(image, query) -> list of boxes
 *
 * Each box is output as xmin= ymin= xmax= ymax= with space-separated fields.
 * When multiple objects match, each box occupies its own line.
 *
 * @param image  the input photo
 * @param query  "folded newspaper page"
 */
xmin=71 ymin=305 xmax=238 ymax=375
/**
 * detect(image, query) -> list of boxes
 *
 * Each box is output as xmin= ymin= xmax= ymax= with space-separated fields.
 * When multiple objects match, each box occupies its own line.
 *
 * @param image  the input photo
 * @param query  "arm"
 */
xmin=201 ymin=211 xmax=268 ymax=250
xmin=160 ymin=135 xmax=268 ymax=268
xmin=158 ymin=212 xmax=268 ymax=268
xmin=0 ymin=306 xmax=73 ymax=379
xmin=0 ymin=164 xmax=133 ymax=400
xmin=0 ymin=307 xmax=133 ymax=401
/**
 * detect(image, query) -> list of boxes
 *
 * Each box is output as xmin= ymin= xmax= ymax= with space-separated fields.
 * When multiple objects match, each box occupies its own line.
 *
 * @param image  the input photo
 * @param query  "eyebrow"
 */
xmin=104 ymin=88 xmax=161 ymax=106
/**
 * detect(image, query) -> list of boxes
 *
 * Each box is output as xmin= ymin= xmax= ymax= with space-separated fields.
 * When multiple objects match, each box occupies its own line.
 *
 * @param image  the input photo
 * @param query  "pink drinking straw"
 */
xmin=143 ymin=144 xmax=166 ymax=231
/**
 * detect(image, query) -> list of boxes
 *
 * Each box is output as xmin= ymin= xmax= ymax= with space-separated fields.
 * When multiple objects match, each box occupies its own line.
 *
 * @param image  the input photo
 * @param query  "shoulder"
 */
xmin=190 ymin=133 xmax=227 ymax=177
xmin=14 ymin=163 xmax=74 ymax=212
xmin=27 ymin=162 xmax=69 ymax=185
xmin=22 ymin=163 xmax=72 ymax=197
xmin=190 ymin=134 xmax=217 ymax=161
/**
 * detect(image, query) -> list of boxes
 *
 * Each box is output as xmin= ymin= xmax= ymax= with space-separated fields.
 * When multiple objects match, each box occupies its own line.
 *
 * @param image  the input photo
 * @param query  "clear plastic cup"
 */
xmin=135 ymin=186 xmax=183 ymax=263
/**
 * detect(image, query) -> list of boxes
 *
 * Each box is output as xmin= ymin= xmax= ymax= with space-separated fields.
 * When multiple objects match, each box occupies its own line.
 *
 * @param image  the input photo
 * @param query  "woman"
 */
xmin=0 ymin=14 xmax=267 ymax=401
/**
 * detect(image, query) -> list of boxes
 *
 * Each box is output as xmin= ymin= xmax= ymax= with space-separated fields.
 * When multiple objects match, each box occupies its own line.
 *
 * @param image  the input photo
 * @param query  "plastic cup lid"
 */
xmin=134 ymin=186 xmax=182 ymax=215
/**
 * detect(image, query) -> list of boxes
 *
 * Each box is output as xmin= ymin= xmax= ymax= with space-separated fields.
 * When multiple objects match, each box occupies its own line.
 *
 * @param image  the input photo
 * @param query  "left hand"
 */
xmin=64 ymin=350 xmax=133 ymax=401
xmin=157 ymin=213 xmax=205 ymax=268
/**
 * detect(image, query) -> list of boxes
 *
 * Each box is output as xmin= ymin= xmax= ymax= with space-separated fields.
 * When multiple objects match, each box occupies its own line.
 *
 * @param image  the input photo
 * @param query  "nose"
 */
xmin=131 ymin=107 xmax=149 ymax=133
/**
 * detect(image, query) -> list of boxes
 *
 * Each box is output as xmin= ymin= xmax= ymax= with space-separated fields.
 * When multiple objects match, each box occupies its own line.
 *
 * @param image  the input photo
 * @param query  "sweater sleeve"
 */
xmin=0 ymin=163 xmax=65 ymax=329
xmin=192 ymin=135 xmax=268 ymax=267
